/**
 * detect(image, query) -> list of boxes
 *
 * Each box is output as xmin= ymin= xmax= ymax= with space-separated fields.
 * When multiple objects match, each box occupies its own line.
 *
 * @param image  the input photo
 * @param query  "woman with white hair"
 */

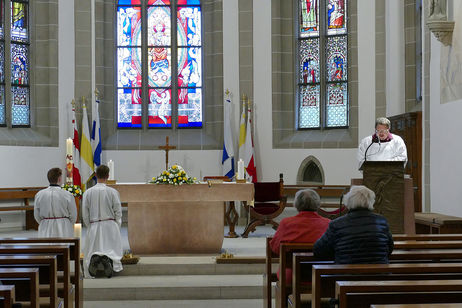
xmin=313 ymin=185 xmax=394 ymax=264
xmin=357 ymin=117 xmax=408 ymax=169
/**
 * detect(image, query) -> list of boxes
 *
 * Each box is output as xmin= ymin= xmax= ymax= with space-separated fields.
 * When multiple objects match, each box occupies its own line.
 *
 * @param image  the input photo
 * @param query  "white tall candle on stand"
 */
xmin=74 ymin=223 xmax=82 ymax=238
xmin=66 ymin=138 xmax=73 ymax=185
xmin=108 ymin=160 xmax=115 ymax=180
xmin=66 ymin=138 xmax=73 ymax=156
xmin=237 ymin=159 xmax=244 ymax=180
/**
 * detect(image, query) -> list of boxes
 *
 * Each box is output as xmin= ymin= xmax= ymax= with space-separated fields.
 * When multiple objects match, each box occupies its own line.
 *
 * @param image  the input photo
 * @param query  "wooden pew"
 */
xmin=0 ymin=285 xmax=15 ymax=308
xmin=310 ymin=263 xmax=462 ymax=308
xmin=291 ymin=250 xmax=462 ymax=308
xmin=371 ymin=304 xmax=462 ymax=308
xmin=263 ymin=237 xmax=277 ymax=308
xmin=393 ymin=234 xmax=462 ymax=241
xmin=394 ymin=240 xmax=462 ymax=249
xmin=0 ymin=255 xmax=59 ymax=308
xmin=0 ymin=267 xmax=39 ymax=308
xmin=335 ymin=280 xmax=462 ymax=308
xmin=0 ymin=244 xmax=72 ymax=308
xmin=0 ymin=187 xmax=46 ymax=230
xmin=0 ymin=238 xmax=82 ymax=308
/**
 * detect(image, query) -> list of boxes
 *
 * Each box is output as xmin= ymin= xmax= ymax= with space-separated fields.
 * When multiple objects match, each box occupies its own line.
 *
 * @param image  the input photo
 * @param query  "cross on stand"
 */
xmin=159 ymin=136 xmax=176 ymax=170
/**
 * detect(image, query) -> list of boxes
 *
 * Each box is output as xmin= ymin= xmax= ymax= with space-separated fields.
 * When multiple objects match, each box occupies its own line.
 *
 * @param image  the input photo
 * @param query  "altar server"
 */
xmin=34 ymin=168 xmax=77 ymax=237
xmin=82 ymin=164 xmax=123 ymax=278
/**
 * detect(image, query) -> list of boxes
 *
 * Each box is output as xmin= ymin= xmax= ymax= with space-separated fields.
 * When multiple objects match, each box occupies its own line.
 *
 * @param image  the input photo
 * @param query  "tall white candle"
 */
xmin=108 ymin=160 xmax=115 ymax=180
xmin=74 ymin=223 xmax=82 ymax=238
xmin=66 ymin=138 xmax=73 ymax=156
xmin=237 ymin=159 xmax=244 ymax=180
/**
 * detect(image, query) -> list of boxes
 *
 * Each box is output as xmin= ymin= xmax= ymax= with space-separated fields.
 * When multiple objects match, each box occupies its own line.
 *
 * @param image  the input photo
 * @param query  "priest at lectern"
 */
xmin=357 ymin=117 xmax=408 ymax=169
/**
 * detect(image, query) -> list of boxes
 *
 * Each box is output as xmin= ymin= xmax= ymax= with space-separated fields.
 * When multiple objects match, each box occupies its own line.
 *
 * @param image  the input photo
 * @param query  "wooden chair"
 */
xmin=242 ymin=173 xmax=287 ymax=238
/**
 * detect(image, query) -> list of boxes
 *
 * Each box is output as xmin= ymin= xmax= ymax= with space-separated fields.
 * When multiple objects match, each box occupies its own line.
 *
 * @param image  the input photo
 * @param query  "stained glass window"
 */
xmin=117 ymin=0 xmax=202 ymax=129
xmin=298 ymin=0 xmax=348 ymax=129
xmin=10 ymin=0 xmax=29 ymax=126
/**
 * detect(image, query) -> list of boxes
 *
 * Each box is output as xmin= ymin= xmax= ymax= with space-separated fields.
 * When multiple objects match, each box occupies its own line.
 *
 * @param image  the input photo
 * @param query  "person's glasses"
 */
xmin=376 ymin=129 xmax=389 ymax=134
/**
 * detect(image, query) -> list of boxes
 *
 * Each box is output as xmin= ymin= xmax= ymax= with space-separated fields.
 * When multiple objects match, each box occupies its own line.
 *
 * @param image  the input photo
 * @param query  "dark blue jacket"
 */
xmin=313 ymin=209 xmax=394 ymax=264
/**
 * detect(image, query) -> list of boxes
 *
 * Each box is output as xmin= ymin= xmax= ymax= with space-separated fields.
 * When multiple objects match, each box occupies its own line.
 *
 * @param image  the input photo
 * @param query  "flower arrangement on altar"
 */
xmin=62 ymin=184 xmax=82 ymax=197
xmin=149 ymin=165 xmax=197 ymax=185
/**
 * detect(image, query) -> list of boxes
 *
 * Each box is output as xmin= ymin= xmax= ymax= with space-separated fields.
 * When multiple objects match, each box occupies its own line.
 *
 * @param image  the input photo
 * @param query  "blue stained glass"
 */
xmin=117 ymin=6 xmax=141 ymax=46
xmin=299 ymin=39 xmax=319 ymax=84
xmin=148 ymin=6 xmax=171 ymax=46
xmin=118 ymin=0 xmax=141 ymax=5
xmin=326 ymin=83 xmax=348 ymax=127
xmin=0 ymin=43 xmax=4 ymax=83
xmin=11 ymin=1 xmax=28 ymax=42
xmin=11 ymin=43 xmax=28 ymax=85
xmin=148 ymin=88 xmax=172 ymax=128
xmin=299 ymin=85 xmax=320 ymax=128
xmin=148 ymin=47 xmax=171 ymax=87
xmin=327 ymin=0 xmax=347 ymax=35
xmin=117 ymin=88 xmax=142 ymax=128
xmin=118 ymin=47 xmax=142 ymax=88
xmin=0 ymin=86 xmax=5 ymax=125
xmin=300 ymin=0 xmax=319 ymax=38
xmin=11 ymin=86 xmax=29 ymax=126
xmin=326 ymin=36 xmax=347 ymax=82
xmin=177 ymin=47 xmax=201 ymax=87
xmin=178 ymin=88 xmax=202 ymax=127
xmin=178 ymin=0 xmax=200 ymax=5
xmin=177 ymin=6 xmax=201 ymax=47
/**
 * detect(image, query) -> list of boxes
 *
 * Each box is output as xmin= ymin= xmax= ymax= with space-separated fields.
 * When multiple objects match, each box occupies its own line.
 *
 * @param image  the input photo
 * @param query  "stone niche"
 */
xmin=296 ymin=156 xmax=325 ymax=185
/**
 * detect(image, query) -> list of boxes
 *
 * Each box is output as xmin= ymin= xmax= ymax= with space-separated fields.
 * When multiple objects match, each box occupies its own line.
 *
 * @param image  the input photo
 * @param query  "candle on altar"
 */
xmin=66 ymin=138 xmax=73 ymax=156
xmin=108 ymin=160 xmax=115 ymax=180
xmin=237 ymin=159 xmax=244 ymax=180
xmin=74 ymin=223 xmax=82 ymax=238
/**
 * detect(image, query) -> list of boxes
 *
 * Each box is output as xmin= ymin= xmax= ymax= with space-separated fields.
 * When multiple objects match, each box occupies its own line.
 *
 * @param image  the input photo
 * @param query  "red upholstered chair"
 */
xmin=242 ymin=173 xmax=287 ymax=238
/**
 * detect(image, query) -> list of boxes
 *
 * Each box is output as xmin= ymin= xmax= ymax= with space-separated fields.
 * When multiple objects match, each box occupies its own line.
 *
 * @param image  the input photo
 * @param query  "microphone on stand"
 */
xmin=364 ymin=134 xmax=379 ymax=162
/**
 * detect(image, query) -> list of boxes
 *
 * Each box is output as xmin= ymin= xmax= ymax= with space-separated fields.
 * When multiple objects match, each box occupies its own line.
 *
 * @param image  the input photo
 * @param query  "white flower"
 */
xmin=169 ymin=174 xmax=174 ymax=178
xmin=68 ymin=188 xmax=72 ymax=192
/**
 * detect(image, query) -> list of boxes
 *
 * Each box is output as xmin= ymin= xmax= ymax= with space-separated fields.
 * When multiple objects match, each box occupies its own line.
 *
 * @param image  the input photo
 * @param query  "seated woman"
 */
xmin=270 ymin=189 xmax=330 ymax=283
xmin=314 ymin=185 xmax=394 ymax=264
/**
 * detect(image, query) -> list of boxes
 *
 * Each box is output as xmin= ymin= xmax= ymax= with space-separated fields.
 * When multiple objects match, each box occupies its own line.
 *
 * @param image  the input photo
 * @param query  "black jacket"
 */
xmin=313 ymin=209 xmax=394 ymax=264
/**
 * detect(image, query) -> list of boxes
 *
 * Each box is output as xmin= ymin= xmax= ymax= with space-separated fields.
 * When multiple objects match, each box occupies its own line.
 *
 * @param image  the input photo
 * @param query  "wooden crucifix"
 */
xmin=159 ymin=136 xmax=176 ymax=170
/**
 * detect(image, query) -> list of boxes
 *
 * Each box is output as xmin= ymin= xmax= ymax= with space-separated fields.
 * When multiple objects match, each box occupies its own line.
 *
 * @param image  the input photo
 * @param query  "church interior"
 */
xmin=2 ymin=0 xmax=462 ymax=307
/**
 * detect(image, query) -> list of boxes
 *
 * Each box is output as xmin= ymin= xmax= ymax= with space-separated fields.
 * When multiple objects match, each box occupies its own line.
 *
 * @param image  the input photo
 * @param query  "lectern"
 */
xmin=359 ymin=161 xmax=407 ymax=234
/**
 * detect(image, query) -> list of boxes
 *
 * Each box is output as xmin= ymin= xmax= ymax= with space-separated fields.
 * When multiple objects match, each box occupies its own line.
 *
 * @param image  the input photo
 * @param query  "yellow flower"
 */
xmin=173 ymin=178 xmax=177 ymax=182
xmin=193 ymin=177 xmax=197 ymax=181
xmin=172 ymin=165 xmax=177 ymax=169
xmin=152 ymin=177 xmax=156 ymax=180
xmin=166 ymin=172 xmax=170 ymax=176
xmin=163 ymin=178 xmax=166 ymax=182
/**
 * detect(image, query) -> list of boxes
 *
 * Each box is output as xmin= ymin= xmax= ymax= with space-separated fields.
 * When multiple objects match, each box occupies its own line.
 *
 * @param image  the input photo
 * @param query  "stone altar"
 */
xmin=109 ymin=183 xmax=254 ymax=254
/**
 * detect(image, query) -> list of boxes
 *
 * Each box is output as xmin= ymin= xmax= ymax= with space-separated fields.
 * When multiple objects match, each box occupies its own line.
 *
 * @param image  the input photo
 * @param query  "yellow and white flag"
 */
xmin=238 ymin=100 xmax=246 ymax=162
xmin=80 ymin=104 xmax=94 ymax=191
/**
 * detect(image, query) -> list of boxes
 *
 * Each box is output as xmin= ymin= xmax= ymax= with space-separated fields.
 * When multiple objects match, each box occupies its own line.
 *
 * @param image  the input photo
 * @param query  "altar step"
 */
xmin=84 ymin=299 xmax=266 ymax=308
xmin=83 ymin=256 xmax=271 ymax=303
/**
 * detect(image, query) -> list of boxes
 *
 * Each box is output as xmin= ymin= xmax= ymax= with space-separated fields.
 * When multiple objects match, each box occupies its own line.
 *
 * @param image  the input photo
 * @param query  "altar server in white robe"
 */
xmin=34 ymin=168 xmax=77 ymax=237
xmin=357 ymin=117 xmax=408 ymax=169
xmin=82 ymin=164 xmax=123 ymax=278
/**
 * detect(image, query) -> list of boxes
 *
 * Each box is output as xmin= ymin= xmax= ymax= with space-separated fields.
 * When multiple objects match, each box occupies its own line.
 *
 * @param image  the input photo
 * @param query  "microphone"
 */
xmin=364 ymin=135 xmax=379 ymax=162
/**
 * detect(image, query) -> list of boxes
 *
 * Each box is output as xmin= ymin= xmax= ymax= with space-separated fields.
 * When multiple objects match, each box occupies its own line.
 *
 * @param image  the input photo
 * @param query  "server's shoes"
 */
xmin=89 ymin=255 xmax=101 ymax=277
xmin=101 ymin=255 xmax=113 ymax=278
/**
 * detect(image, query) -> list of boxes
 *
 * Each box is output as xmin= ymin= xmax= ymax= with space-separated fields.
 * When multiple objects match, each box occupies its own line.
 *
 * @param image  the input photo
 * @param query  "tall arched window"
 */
xmin=298 ymin=0 xmax=348 ymax=129
xmin=0 ymin=0 xmax=30 ymax=127
xmin=116 ymin=0 xmax=202 ymax=129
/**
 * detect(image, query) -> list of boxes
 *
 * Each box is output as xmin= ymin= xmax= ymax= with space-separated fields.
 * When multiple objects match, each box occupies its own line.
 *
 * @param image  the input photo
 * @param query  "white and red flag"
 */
xmin=72 ymin=101 xmax=82 ymax=187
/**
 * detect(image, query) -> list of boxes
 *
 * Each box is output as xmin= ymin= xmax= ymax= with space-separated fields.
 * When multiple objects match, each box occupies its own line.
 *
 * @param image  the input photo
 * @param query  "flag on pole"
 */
xmin=238 ymin=97 xmax=246 ymax=163
xmin=222 ymin=91 xmax=235 ymax=179
xmin=244 ymin=99 xmax=257 ymax=182
xmin=81 ymin=104 xmax=94 ymax=191
xmin=71 ymin=101 xmax=81 ymax=187
xmin=91 ymin=97 xmax=102 ymax=169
